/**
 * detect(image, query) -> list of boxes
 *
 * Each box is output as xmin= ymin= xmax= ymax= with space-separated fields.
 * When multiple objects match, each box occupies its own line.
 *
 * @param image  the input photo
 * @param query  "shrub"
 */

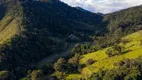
xmin=57 ymin=58 xmax=65 ymax=64
xmin=86 ymin=59 xmax=95 ymax=65
xmin=106 ymin=44 xmax=125 ymax=57
xmin=53 ymin=63 xmax=63 ymax=72
xmin=105 ymin=48 xmax=113 ymax=57
xmin=121 ymin=39 xmax=131 ymax=45
xmin=113 ymin=44 xmax=124 ymax=55
xmin=31 ymin=70 xmax=43 ymax=80
xmin=68 ymin=54 xmax=81 ymax=65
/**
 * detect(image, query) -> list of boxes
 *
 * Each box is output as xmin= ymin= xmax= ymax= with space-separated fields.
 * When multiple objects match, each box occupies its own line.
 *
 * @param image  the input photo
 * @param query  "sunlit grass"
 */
xmin=65 ymin=74 xmax=85 ymax=80
xmin=0 ymin=15 xmax=20 ymax=44
xmin=80 ymin=48 xmax=108 ymax=64
xmin=67 ymin=30 xmax=142 ymax=79
xmin=81 ymin=30 xmax=142 ymax=75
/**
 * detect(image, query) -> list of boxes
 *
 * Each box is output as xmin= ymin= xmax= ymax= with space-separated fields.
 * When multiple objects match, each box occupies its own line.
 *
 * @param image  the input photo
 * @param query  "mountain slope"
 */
xmin=0 ymin=0 xmax=105 ymax=79
xmin=105 ymin=5 xmax=142 ymax=34
xmin=23 ymin=0 xmax=105 ymax=37
xmin=0 ymin=0 xmax=23 ymax=44
xmin=66 ymin=30 xmax=142 ymax=79
xmin=75 ymin=7 xmax=90 ymax=12
xmin=0 ymin=0 xmax=142 ymax=80
xmin=95 ymin=5 xmax=142 ymax=48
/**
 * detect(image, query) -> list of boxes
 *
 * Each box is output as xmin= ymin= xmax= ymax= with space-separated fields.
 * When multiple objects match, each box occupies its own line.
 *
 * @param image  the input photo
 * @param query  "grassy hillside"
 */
xmin=0 ymin=16 xmax=20 ymax=44
xmin=0 ymin=0 xmax=22 ymax=44
xmin=66 ymin=30 xmax=142 ymax=79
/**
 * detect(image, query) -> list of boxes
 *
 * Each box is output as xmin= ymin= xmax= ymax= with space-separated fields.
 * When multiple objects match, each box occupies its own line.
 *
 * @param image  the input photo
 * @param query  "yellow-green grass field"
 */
xmin=0 ymin=15 xmax=20 ymax=44
xmin=66 ymin=30 xmax=142 ymax=79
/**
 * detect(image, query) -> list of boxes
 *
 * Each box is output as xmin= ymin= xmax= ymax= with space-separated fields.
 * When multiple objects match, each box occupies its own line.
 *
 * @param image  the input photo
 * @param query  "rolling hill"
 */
xmin=66 ymin=30 xmax=142 ymax=79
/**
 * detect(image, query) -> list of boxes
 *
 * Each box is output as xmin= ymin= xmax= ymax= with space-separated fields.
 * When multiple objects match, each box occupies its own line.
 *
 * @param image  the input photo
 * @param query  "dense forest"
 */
xmin=0 ymin=0 xmax=141 ymax=80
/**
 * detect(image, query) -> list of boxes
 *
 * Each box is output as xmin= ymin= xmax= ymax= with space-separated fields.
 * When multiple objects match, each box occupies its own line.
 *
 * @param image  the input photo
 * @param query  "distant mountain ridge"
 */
xmin=75 ymin=7 xmax=90 ymax=12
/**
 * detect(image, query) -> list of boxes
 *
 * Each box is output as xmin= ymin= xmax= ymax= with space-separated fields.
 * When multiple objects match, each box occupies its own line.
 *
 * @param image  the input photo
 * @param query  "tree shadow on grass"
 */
xmin=121 ymin=50 xmax=132 ymax=54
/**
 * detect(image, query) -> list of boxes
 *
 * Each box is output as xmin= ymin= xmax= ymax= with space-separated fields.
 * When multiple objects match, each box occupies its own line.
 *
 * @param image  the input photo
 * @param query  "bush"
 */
xmin=68 ymin=54 xmax=81 ymax=65
xmin=121 ymin=39 xmax=131 ymax=45
xmin=57 ymin=58 xmax=66 ymax=64
xmin=113 ymin=44 xmax=124 ymax=55
xmin=105 ymin=48 xmax=113 ymax=57
xmin=31 ymin=70 xmax=43 ymax=80
xmin=106 ymin=44 xmax=125 ymax=57
xmin=53 ymin=63 xmax=63 ymax=72
xmin=86 ymin=59 xmax=95 ymax=65
xmin=53 ymin=58 xmax=66 ymax=72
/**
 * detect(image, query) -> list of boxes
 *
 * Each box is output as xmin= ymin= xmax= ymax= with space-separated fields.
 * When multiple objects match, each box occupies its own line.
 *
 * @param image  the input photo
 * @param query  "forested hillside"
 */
xmin=105 ymin=5 xmax=142 ymax=33
xmin=92 ymin=5 xmax=142 ymax=49
xmin=0 ymin=0 xmax=142 ymax=80
xmin=51 ymin=4 xmax=142 ymax=80
xmin=103 ymin=5 xmax=142 ymax=45
xmin=0 ymin=0 xmax=106 ymax=79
